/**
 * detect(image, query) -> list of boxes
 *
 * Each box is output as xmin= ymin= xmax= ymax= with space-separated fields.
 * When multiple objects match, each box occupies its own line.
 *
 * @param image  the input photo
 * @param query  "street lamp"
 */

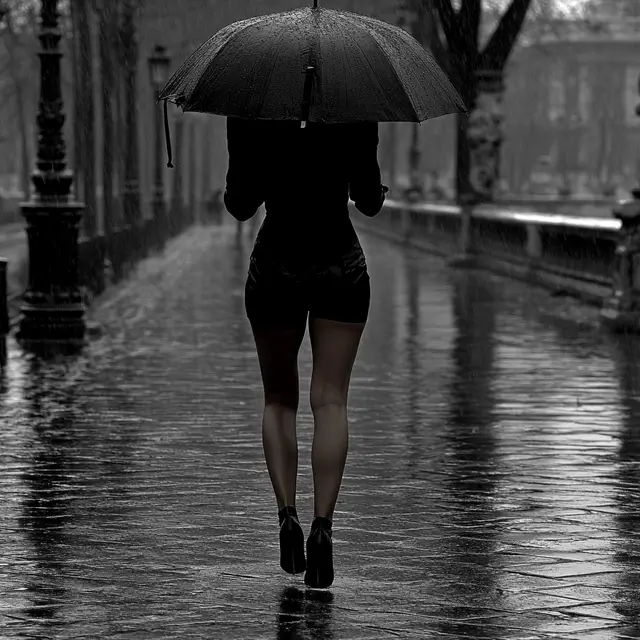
xmin=148 ymin=45 xmax=171 ymax=249
xmin=17 ymin=0 xmax=86 ymax=348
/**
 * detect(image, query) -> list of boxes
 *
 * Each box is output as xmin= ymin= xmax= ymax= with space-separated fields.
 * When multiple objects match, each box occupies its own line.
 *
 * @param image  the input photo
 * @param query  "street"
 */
xmin=1 ymin=223 xmax=639 ymax=638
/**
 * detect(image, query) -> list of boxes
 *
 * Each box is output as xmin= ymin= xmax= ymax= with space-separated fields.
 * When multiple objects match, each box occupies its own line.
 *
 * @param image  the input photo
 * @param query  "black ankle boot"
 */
xmin=304 ymin=517 xmax=334 ymax=588
xmin=278 ymin=506 xmax=306 ymax=575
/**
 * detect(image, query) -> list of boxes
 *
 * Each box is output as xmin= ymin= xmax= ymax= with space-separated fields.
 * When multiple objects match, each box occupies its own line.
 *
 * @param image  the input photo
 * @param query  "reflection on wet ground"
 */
xmin=2 ymin=224 xmax=640 ymax=639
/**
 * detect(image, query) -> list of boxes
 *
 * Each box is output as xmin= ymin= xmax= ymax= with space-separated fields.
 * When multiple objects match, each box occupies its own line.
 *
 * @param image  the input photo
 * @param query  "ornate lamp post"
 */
xmin=17 ymin=0 xmax=85 ymax=347
xmin=148 ymin=45 xmax=171 ymax=250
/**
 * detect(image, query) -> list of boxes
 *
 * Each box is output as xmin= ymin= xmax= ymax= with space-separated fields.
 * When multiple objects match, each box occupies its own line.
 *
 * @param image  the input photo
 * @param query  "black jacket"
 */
xmin=224 ymin=118 xmax=387 ymax=224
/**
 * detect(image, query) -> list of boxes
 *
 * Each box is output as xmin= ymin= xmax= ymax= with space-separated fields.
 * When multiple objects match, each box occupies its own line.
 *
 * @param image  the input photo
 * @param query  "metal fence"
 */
xmin=353 ymin=199 xmax=620 ymax=303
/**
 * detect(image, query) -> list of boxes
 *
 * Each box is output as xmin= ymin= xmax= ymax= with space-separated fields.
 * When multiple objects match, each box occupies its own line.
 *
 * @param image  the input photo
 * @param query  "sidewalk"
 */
xmin=0 ymin=222 xmax=27 ymax=319
xmin=1 ymin=221 xmax=639 ymax=639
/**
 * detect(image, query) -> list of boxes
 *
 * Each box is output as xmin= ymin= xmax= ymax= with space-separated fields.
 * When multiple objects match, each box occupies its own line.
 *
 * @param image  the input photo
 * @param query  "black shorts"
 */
xmin=245 ymin=239 xmax=371 ymax=328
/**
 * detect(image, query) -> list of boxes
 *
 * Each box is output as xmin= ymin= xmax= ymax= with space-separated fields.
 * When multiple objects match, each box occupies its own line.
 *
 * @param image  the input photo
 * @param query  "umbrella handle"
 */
xmin=301 ymin=65 xmax=315 ymax=128
xmin=164 ymin=99 xmax=174 ymax=169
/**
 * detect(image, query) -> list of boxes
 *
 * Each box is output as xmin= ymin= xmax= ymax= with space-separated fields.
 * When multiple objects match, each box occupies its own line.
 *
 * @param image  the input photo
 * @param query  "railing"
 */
xmin=352 ymin=199 xmax=620 ymax=304
xmin=0 ymin=198 xmax=201 ymax=333
xmin=77 ymin=198 xmax=198 ymax=302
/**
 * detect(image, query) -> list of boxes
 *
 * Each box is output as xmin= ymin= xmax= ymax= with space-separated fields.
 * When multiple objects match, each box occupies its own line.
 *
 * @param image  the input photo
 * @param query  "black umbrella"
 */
xmin=159 ymin=1 xmax=465 ymax=165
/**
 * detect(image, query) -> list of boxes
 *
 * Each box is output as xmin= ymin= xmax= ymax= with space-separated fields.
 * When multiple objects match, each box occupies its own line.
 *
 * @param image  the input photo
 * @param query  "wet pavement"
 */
xmin=2 ymin=221 xmax=640 ymax=639
xmin=0 ymin=222 xmax=27 ymax=299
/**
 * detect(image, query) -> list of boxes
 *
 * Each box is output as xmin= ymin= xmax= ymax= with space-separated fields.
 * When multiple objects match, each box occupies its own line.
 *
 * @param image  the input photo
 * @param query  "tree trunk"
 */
xmin=70 ymin=0 xmax=82 ymax=193
xmin=114 ymin=61 xmax=124 ymax=227
xmin=419 ymin=0 xmax=451 ymax=72
xmin=452 ymin=61 xmax=476 ymax=203
xmin=200 ymin=121 xmax=211 ymax=224
xmin=75 ymin=0 xmax=97 ymax=236
xmin=171 ymin=118 xmax=185 ymax=235
xmin=187 ymin=121 xmax=196 ymax=223
xmin=15 ymin=80 xmax=31 ymax=201
xmin=121 ymin=0 xmax=142 ymax=232
xmin=3 ymin=13 xmax=31 ymax=200
xmin=98 ymin=3 xmax=115 ymax=238
xmin=385 ymin=122 xmax=398 ymax=193
xmin=434 ymin=0 xmax=533 ymax=203
xmin=113 ymin=0 xmax=126 ymax=228
xmin=455 ymin=113 xmax=472 ymax=203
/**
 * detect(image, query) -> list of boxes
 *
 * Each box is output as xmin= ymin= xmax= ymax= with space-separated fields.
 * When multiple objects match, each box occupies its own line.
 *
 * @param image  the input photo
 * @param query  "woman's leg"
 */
xmin=308 ymin=318 xmax=366 ymax=521
xmin=249 ymin=319 xmax=307 ymax=511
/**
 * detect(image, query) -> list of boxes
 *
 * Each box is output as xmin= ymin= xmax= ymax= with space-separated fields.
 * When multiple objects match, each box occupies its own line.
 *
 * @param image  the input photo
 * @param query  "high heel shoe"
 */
xmin=304 ymin=517 xmax=334 ymax=588
xmin=279 ymin=506 xmax=306 ymax=575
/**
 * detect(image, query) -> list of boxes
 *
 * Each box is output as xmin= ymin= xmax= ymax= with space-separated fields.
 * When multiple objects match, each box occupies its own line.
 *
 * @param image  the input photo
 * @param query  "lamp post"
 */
xmin=148 ymin=45 xmax=171 ymax=250
xmin=17 ymin=0 xmax=86 ymax=347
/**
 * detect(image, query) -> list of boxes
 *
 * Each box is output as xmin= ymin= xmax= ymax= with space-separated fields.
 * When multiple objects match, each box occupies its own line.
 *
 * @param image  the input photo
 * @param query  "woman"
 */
xmin=224 ymin=117 xmax=387 ymax=588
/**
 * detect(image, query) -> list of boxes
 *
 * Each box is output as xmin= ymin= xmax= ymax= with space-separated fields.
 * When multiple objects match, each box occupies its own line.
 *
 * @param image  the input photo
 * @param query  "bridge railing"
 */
xmin=353 ymin=199 xmax=622 ymax=303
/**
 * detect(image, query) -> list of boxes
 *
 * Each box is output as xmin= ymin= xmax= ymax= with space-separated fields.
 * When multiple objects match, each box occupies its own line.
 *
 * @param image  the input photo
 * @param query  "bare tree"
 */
xmin=119 ymin=0 xmax=142 ymax=230
xmin=92 ymin=0 xmax=118 ymax=238
xmin=0 ymin=3 xmax=34 ymax=198
xmin=427 ymin=0 xmax=535 ymax=201
xmin=71 ymin=0 xmax=97 ymax=236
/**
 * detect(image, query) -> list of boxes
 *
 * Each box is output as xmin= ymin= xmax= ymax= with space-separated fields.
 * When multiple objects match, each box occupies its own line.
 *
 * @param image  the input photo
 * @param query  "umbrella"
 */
xmin=158 ymin=0 xmax=465 ymax=165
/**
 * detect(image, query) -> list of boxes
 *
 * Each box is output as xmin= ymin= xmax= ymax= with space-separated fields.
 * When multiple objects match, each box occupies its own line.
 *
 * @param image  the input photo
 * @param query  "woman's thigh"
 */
xmin=309 ymin=317 xmax=366 ymax=407
xmin=308 ymin=240 xmax=371 ymax=324
xmin=309 ymin=271 xmax=370 ymax=324
xmin=307 ymin=249 xmax=370 ymax=404
xmin=245 ymin=262 xmax=309 ymax=407
xmin=244 ymin=256 xmax=310 ymax=329
xmin=249 ymin=320 xmax=307 ymax=408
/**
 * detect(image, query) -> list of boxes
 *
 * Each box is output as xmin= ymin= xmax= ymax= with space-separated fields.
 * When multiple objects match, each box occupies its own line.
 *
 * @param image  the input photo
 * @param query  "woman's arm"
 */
xmin=224 ymin=117 xmax=265 ymax=221
xmin=348 ymin=122 xmax=388 ymax=217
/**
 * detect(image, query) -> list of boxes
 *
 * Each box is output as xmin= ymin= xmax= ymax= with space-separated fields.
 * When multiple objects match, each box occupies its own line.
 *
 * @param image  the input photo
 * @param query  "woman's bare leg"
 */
xmin=250 ymin=322 xmax=307 ymax=511
xmin=308 ymin=318 xmax=366 ymax=521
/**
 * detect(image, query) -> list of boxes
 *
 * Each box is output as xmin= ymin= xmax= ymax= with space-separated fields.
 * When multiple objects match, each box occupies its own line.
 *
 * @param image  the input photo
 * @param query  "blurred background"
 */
xmin=0 ymin=0 xmax=637 ymax=226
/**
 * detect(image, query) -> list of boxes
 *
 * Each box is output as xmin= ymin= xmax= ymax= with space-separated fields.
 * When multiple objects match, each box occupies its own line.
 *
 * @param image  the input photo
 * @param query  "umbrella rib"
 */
xmin=184 ymin=22 xmax=265 ymax=111
xmin=341 ymin=18 xmax=417 ymax=121
xmin=341 ymin=13 xmax=463 ymax=120
xmin=356 ymin=14 xmax=465 ymax=116
xmin=252 ymin=24 xmax=289 ymax=118
xmin=168 ymin=17 xmax=266 ymax=106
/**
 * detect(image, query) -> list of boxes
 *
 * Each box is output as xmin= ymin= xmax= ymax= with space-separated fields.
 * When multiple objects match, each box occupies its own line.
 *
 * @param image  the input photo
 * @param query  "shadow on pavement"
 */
xmin=277 ymin=585 xmax=334 ymax=640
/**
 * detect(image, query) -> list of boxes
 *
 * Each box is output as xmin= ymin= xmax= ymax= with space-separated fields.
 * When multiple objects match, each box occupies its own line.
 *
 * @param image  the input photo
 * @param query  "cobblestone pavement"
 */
xmin=2 ymin=221 xmax=640 ymax=639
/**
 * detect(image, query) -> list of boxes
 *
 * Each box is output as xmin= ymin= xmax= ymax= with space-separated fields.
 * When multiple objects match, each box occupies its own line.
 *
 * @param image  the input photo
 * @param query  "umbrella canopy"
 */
xmin=159 ymin=3 xmax=465 ymax=125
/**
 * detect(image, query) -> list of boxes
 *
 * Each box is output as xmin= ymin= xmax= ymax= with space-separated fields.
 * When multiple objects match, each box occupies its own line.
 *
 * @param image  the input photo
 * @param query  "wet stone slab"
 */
xmin=1 ymin=222 xmax=640 ymax=639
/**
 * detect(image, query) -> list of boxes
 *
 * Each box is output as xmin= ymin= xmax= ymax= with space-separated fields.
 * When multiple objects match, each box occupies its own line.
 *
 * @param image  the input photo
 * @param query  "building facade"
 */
xmin=134 ymin=1 xmax=640 ymax=203
xmin=502 ymin=13 xmax=640 ymax=196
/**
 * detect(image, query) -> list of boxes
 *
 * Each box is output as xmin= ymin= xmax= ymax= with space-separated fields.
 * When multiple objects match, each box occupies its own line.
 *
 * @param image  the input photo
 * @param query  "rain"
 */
xmin=2 ymin=0 xmax=640 ymax=638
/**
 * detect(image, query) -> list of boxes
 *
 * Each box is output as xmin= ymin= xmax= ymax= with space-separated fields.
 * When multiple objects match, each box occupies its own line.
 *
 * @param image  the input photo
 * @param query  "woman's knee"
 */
xmin=264 ymin=390 xmax=299 ymax=411
xmin=310 ymin=381 xmax=347 ymax=413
